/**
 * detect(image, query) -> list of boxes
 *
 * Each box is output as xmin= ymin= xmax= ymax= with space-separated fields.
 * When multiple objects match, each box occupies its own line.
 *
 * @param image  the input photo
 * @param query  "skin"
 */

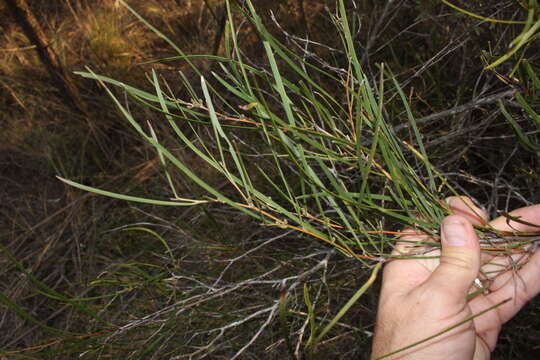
xmin=371 ymin=196 xmax=540 ymax=359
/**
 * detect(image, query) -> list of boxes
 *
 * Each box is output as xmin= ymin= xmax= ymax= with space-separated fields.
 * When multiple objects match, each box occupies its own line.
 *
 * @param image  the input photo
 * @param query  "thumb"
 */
xmin=428 ymin=215 xmax=480 ymax=300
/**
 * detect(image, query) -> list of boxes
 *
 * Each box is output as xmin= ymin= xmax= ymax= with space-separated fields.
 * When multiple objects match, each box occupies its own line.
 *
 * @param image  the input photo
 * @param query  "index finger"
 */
xmin=446 ymin=196 xmax=489 ymax=226
xmin=484 ymin=204 xmax=540 ymax=323
xmin=489 ymin=204 xmax=540 ymax=233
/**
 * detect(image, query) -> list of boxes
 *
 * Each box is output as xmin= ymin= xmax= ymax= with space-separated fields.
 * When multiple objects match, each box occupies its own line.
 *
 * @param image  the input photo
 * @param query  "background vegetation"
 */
xmin=1 ymin=0 xmax=539 ymax=358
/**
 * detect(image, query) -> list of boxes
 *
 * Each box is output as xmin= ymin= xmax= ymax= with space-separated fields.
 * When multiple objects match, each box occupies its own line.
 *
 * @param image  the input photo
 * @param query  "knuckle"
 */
xmin=440 ymin=252 xmax=476 ymax=272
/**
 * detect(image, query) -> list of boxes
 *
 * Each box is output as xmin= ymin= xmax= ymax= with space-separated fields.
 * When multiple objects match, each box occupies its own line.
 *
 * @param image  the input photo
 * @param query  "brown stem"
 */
xmin=3 ymin=0 xmax=87 ymax=115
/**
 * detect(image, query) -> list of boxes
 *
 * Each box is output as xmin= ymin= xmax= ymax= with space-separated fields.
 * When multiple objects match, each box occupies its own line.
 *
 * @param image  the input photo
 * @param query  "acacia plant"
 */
xmin=59 ymin=0 xmax=540 ymax=356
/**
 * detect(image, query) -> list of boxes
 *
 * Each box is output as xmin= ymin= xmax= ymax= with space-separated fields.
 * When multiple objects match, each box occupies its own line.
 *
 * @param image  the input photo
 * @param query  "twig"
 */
xmin=393 ymin=89 xmax=516 ymax=132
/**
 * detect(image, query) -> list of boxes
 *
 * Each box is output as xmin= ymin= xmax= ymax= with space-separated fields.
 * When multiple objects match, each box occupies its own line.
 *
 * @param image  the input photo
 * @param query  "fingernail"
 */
xmin=443 ymin=218 xmax=467 ymax=246
xmin=445 ymin=197 xmax=458 ymax=209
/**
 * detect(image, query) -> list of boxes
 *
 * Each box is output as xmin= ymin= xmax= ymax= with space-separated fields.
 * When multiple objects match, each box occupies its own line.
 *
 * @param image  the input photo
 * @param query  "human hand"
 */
xmin=371 ymin=196 xmax=540 ymax=360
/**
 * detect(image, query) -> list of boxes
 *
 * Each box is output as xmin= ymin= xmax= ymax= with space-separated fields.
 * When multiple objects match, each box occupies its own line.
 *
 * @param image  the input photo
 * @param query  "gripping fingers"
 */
xmin=446 ymin=196 xmax=489 ymax=226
